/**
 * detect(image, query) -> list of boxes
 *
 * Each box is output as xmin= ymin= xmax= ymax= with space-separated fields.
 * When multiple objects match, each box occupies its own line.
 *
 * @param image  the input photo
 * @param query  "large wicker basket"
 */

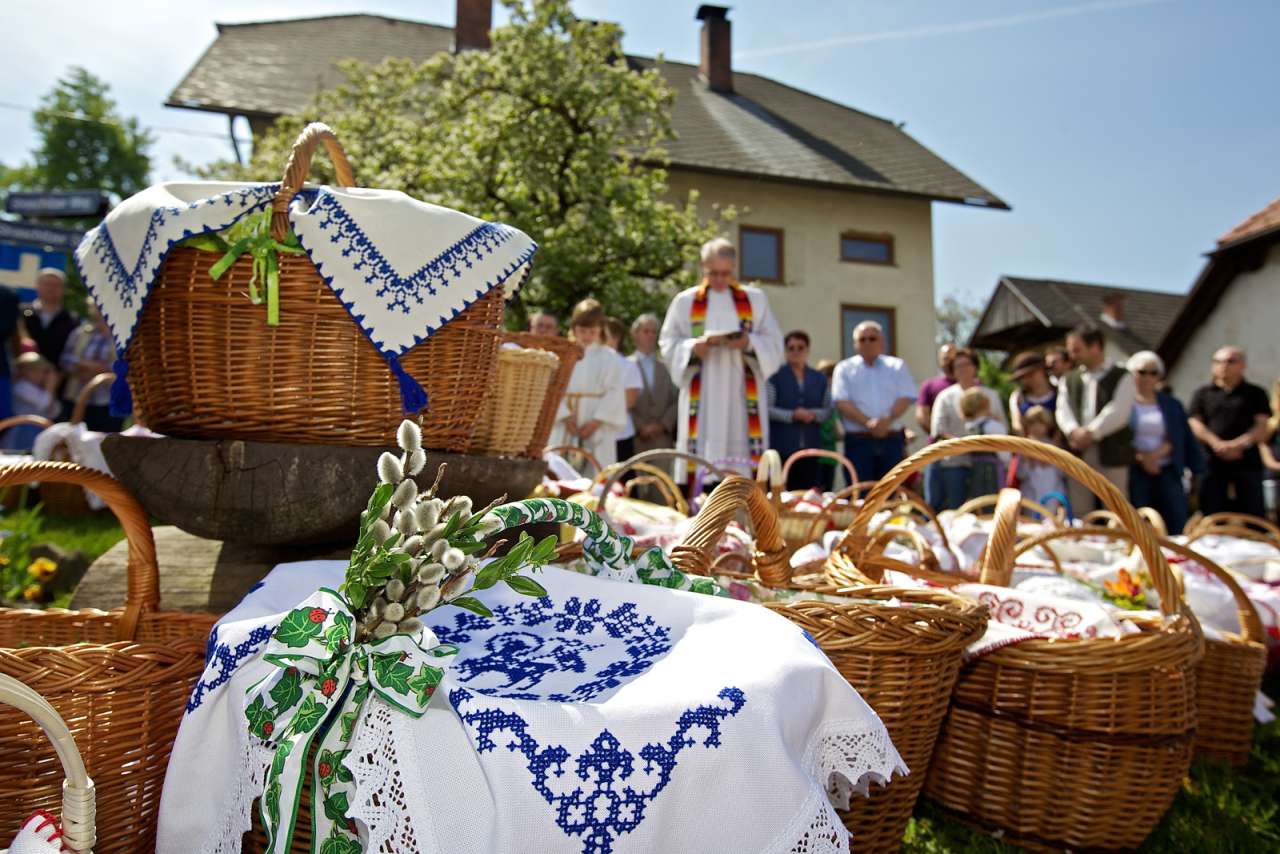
xmin=0 ymin=461 xmax=218 ymax=853
xmin=129 ymin=123 xmax=506 ymax=449
xmin=828 ymin=436 xmax=1203 ymax=851
xmin=671 ymin=475 xmax=988 ymax=854
xmin=1015 ymin=525 xmax=1267 ymax=767
xmin=468 ymin=344 xmax=560 ymax=456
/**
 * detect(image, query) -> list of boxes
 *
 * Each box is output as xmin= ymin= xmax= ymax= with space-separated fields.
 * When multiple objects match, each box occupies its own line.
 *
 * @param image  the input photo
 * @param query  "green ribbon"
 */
xmin=246 ymin=588 xmax=457 ymax=854
xmin=208 ymin=231 xmax=304 ymax=327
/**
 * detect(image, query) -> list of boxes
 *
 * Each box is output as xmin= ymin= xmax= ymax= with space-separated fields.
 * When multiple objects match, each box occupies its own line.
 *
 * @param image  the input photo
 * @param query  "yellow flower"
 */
xmin=22 ymin=584 xmax=42 ymax=602
xmin=27 ymin=557 xmax=57 ymax=581
xmin=0 ymin=554 xmax=9 ymax=567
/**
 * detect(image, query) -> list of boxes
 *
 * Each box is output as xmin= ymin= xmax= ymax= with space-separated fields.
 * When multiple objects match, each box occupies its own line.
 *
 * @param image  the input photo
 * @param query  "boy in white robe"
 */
xmin=660 ymin=238 xmax=784 ymax=482
xmin=549 ymin=299 xmax=628 ymax=470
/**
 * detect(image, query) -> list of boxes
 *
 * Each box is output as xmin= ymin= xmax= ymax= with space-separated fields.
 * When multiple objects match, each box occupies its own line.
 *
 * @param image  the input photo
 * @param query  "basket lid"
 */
xmin=74 ymin=181 xmax=537 ymax=417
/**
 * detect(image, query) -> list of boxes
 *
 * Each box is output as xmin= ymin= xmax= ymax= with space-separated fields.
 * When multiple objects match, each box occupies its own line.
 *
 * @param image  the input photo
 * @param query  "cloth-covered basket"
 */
xmin=468 ymin=344 xmax=559 ymax=457
xmin=0 ymin=461 xmax=217 ymax=853
xmin=1015 ymin=525 xmax=1267 ymax=767
xmin=78 ymin=123 xmax=536 ymax=450
xmin=828 ymin=436 xmax=1204 ymax=851
xmin=670 ymin=475 xmax=988 ymax=854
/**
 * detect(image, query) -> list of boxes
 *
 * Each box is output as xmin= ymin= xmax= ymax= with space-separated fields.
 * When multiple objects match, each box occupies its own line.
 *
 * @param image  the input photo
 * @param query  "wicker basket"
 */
xmin=130 ymin=123 xmax=507 ymax=449
xmin=1015 ymin=525 xmax=1267 ymax=766
xmin=671 ymin=475 xmax=988 ymax=854
xmin=497 ymin=331 xmax=583 ymax=457
xmin=0 ymin=461 xmax=218 ymax=853
xmin=1188 ymin=511 xmax=1280 ymax=542
xmin=468 ymin=345 xmax=559 ymax=456
xmin=0 ymin=672 xmax=96 ymax=852
xmin=828 ymin=436 xmax=1203 ymax=851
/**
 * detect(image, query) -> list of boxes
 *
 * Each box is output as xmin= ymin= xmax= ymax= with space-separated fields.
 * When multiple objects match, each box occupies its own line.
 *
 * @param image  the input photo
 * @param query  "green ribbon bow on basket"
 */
xmin=203 ymin=211 xmax=307 ymax=326
xmin=245 ymin=587 xmax=457 ymax=854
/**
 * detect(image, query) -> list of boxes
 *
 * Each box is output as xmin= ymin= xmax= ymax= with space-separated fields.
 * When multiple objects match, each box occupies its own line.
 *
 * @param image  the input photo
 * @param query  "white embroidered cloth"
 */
xmin=74 ymin=182 xmax=536 ymax=413
xmin=159 ymin=561 xmax=905 ymax=854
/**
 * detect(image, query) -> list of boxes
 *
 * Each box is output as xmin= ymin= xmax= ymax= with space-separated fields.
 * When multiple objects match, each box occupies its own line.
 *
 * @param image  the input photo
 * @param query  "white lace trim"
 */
xmin=349 ymin=696 xmax=427 ymax=853
xmin=808 ymin=717 xmax=907 ymax=811
xmin=199 ymin=722 xmax=274 ymax=854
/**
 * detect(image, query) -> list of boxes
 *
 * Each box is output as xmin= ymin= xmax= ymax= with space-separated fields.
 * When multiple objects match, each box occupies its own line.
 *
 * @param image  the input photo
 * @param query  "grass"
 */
xmin=33 ymin=511 xmax=127 ymax=608
xmin=903 ymin=670 xmax=1280 ymax=853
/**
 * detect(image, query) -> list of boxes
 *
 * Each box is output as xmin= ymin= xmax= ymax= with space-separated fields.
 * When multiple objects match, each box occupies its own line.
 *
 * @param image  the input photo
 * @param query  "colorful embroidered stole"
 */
xmin=688 ymin=280 xmax=763 ymax=471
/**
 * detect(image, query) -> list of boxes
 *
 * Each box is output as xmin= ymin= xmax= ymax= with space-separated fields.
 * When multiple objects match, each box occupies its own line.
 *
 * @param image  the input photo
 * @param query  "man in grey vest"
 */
xmin=1056 ymin=325 xmax=1136 ymax=513
xmin=628 ymin=313 xmax=678 ymax=456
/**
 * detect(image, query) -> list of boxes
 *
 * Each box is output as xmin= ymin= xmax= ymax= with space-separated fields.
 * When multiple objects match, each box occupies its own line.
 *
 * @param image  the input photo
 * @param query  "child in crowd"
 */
xmin=1016 ymin=405 xmax=1069 ymax=511
xmin=4 ymin=352 xmax=60 ymax=450
xmin=959 ymin=387 xmax=1008 ymax=498
xmin=549 ymin=299 xmax=628 ymax=469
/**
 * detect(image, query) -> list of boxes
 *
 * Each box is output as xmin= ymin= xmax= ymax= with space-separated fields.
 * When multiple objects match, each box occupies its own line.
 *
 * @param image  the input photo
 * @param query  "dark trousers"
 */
xmin=58 ymin=401 xmax=125 ymax=434
xmin=785 ymin=456 xmax=825 ymax=492
xmin=1129 ymin=463 xmax=1189 ymax=536
xmin=1199 ymin=463 xmax=1265 ymax=518
xmin=615 ymin=436 xmax=636 ymax=467
xmin=843 ymin=431 xmax=906 ymax=483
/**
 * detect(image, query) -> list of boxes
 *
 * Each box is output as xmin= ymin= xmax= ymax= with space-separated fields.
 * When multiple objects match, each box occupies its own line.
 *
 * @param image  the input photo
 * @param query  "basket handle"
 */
xmin=837 ymin=435 xmax=1183 ymax=618
xmin=780 ymin=448 xmax=858 ymax=487
xmin=69 ymin=372 xmax=116 ymax=426
xmin=0 ymin=461 xmax=158 ymax=640
xmin=597 ymin=448 xmax=733 ymax=508
xmin=543 ymin=444 xmax=604 ymax=478
xmin=1189 ymin=512 xmax=1280 ymax=543
xmin=1012 ymin=525 xmax=1266 ymax=644
xmin=956 ymin=492 xmax=1064 ymax=526
xmin=669 ymin=475 xmax=791 ymax=586
xmin=1185 ymin=523 xmax=1280 ymax=550
xmin=593 ymin=460 xmax=689 ymax=519
xmin=0 ymin=673 xmax=96 ymax=852
xmin=271 ymin=122 xmax=356 ymax=241
xmin=0 ymin=414 xmax=55 ymax=435
xmin=977 ymin=488 xmax=1024 ymax=586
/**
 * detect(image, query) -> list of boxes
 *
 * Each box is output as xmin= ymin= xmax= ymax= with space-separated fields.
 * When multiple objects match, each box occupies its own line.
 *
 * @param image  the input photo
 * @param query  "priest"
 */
xmin=660 ymin=238 xmax=785 ymax=482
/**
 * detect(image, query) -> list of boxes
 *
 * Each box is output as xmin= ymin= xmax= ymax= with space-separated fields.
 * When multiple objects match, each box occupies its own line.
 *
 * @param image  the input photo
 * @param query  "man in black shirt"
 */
xmin=1188 ymin=346 xmax=1271 ymax=517
xmin=21 ymin=268 xmax=80 ymax=369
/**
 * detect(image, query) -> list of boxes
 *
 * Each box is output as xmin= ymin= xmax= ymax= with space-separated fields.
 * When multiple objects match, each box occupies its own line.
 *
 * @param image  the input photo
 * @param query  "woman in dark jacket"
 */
xmin=1126 ymin=351 xmax=1203 ymax=534
xmin=767 ymin=331 xmax=832 ymax=490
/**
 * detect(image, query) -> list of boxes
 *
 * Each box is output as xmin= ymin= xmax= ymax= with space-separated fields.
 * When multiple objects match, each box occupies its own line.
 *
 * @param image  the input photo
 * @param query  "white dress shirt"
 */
xmin=831 ymin=355 xmax=918 ymax=434
xmin=1055 ymin=363 xmax=1136 ymax=441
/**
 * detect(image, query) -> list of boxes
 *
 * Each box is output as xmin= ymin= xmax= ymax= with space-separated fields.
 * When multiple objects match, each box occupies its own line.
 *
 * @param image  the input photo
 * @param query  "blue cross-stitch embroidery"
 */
xmin=451 ymin=686 xmax=746 ymax=854
xmin=185 ymin=622 xmax=274 ymax=714
xmin=86 ymin=185 xmax=276 ymax=314
xmin=430 ymin=596 xmax=673 ymax=702
xmin=305 ymin=190 xmax=532 ymax=316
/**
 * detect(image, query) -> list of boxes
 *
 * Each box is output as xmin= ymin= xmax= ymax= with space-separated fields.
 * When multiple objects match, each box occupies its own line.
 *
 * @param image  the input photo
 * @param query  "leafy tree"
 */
xmin=6 ymin=67 xmax=153 ymax=201
xmin=206 ymin=0 xmax=725 ymax=327
xmin=935 ymin=295 xmax=983 ymax=348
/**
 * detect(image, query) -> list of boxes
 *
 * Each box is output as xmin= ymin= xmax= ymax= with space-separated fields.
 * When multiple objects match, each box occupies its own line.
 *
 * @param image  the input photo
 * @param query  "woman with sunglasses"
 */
xmin=767 ymin=331 xmax=832 ymax=490
xmin=1126 ymin=350 xmax=1203 ymax=534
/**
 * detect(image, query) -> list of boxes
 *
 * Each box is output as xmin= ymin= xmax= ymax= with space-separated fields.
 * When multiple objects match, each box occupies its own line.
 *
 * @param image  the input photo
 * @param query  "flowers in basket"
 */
xmin=245 ymin=420 xmax=722 ymax=853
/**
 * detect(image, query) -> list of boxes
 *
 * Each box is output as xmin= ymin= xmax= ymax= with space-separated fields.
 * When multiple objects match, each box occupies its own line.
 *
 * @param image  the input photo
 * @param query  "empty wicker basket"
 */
xmin=469 ymin=345 xmax=559 ymax=456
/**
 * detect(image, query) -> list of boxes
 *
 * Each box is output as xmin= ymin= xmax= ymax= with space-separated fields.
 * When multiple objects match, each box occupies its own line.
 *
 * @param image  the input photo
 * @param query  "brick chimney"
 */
xmin=1101 ymin=293 xmax=1127 ymax=327
xmin=455 ymin=0 xmax=492 ymax=51
xmin=696 ymin=5 xmax=733 ymax=94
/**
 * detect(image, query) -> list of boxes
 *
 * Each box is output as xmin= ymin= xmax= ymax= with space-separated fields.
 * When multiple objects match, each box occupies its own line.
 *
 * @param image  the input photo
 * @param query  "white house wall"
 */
xmin=1166 ymin=244 xmax=1280 ymax=400
xmin=666 ymin=170 xmax=937 ymax=386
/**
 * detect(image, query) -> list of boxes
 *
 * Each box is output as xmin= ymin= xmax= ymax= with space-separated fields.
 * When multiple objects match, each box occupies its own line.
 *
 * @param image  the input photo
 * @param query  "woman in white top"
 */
xmin=1126 ymin=350 xmax=1201 ymax=535
xmin=929 ymin=347 xmax=1007 ymax=510
xmin=549 ymin=299 xmax=628 ymax=469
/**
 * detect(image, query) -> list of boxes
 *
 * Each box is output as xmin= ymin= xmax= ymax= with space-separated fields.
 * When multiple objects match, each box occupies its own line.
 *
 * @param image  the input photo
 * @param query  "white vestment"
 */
xmin=660 ymin=285 xmax=784 ymax=481
xmin=549 ymin=341 xmax=628 ymax=469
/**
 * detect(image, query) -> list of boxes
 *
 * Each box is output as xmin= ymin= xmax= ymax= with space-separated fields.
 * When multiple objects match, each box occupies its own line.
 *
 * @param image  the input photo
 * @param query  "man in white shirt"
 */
xmin=831 ymin=321 xmax=917 ymax=481
xmin=1055 ymin=325 xmax=1136 ymax=513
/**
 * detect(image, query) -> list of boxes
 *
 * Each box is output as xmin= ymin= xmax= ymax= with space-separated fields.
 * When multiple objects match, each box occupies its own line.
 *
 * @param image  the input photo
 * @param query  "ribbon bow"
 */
xmin=245 ymin=588 xmax=457 ymax=854
xmin=208 ymin=226 xmax=306 ymax=327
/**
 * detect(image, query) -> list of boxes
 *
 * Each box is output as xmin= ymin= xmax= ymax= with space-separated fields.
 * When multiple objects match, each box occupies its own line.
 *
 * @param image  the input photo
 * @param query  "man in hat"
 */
xmin=1008 ymin=351 xmax=1058 ymax=436
xmin=660 ymin=237 xmax=784 ymax=482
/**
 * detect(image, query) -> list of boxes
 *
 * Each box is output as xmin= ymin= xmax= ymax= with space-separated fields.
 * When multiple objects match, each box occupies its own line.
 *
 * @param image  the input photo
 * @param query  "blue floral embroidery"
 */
xmin=451 ymin=686 xmax=746 ymax=854
xmin=185 ymin=622 xmax=274 ymax=714
xmin=430 ymin=596 xmax=672 ymax=702
xmin=305 ymin=190 xmax=533 ymax=317
xmin=86 ymin=185 xmax=275 ymax=314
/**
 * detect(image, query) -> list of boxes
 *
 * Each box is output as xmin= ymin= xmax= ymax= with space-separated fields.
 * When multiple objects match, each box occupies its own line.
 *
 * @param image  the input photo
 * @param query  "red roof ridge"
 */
xmin=1218 ymin=195 xmax=1280 ymax=247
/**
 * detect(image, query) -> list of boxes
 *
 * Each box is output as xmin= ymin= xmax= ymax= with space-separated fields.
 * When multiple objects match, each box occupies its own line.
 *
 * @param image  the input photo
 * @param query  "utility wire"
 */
xmin=0 ymin=99 xmax=250 ymax=143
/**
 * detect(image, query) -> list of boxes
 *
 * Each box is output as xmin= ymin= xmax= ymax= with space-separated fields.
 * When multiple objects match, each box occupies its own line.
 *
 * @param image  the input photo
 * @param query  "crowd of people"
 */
xmin=539 ymin=236 xmax=1280 ymax=527
xmin=0 ymin=268 xmax=122 ymax=451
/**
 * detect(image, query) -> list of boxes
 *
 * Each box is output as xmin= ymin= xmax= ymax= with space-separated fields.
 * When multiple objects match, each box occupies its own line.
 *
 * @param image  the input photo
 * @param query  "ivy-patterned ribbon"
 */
xmin=245 ymin=588 xmax=458 ymax=854
xmin=483 ymin=497 xmax=723 ymax=597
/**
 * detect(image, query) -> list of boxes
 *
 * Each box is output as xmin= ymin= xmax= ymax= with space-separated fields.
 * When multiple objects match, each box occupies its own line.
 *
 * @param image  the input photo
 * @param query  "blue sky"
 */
xmin=2 ymin=0 xmax=1277 ymax=306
